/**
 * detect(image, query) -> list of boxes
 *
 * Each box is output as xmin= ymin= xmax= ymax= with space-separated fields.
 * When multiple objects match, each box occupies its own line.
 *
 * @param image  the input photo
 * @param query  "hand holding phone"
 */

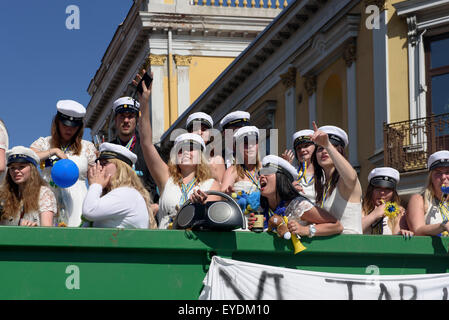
xmin=136 ymin=71 xmax=153 ymax=95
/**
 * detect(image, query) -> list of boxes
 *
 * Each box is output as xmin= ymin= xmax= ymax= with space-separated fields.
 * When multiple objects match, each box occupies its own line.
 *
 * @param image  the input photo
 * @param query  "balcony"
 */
xmin=384 ymin=113 xmax=449 ymax=173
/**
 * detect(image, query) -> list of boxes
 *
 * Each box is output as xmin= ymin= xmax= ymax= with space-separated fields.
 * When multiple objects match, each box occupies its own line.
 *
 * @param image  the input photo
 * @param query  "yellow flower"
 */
xmin=384 ymin=202 xmax=399 ymax=219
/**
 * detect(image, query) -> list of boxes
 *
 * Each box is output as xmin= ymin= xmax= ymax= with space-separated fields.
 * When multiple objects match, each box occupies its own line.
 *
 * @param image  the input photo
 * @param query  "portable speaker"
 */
xmin=172 ymin=191 xmax=245 ymax=231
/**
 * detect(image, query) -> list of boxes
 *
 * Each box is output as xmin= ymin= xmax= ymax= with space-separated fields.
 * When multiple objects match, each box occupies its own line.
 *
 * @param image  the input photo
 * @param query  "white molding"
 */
xmin=308 ymin=93 xmax=317 ymax=129
xmin=177 ymin=65 xmax=190 ymax=117
xmin=150 ymin=66 xmax=166 ymax=143
xmin=346 ymin=61 xmax=359 ymax=167
xmin=373 ymin=10 xmax=389 ymax=151
xmin=284 ymin=86 xmax=296 ymax=150
xmin=293 ymin=14 xmax=360 ymax=75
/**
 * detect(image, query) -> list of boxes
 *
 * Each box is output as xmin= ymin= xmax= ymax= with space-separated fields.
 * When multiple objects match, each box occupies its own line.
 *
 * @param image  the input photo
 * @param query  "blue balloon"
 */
xmin=51 ymin=159 xmax=79 ymax=188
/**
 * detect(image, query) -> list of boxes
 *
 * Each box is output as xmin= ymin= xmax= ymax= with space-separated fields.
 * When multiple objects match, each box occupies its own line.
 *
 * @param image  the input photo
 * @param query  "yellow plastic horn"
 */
xmin=283 ymin=216 xmax=306 ymax=254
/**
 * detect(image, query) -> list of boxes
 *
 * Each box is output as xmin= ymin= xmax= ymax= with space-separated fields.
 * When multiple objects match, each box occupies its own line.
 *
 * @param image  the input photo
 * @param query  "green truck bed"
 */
xmin=0 ymin=226 xmax=447 ymax=299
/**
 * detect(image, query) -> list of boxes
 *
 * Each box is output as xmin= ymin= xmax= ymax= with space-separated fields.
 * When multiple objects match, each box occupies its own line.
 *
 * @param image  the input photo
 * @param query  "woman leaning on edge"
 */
xmin=407 ymin=150 xmax=449 ymax=236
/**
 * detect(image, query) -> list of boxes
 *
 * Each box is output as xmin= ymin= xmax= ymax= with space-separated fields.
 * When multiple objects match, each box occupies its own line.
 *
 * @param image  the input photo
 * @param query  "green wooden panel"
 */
xmin=0 ymin=226 xmax=447 ymax=299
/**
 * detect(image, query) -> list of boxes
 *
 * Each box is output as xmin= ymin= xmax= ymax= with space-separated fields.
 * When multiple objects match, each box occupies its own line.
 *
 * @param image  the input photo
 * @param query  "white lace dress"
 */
xmin=31 ymin=137 xmax=97 ymax=227
xmin=0 ymin=186 xmax=57 ymax=226
xmin=0 ymin=121 xmax=8 ymax=183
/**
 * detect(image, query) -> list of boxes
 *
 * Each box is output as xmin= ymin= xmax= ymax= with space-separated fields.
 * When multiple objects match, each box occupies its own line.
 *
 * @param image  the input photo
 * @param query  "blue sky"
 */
xmin=0 ymin=0 xmax=133 ymax=148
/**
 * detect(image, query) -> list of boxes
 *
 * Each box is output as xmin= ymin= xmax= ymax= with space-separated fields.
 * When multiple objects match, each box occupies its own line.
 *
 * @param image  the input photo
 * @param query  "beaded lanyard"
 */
xmin=297 ymin=162 xmax=314 ymax=184
xmin=320 ymin=182 xmax=331 ymax=208
xmin=179 ymin=178 xmax=197 ymax=206
xmin=125 ymin=135 xmax=136 ymax=151
xmin=438 ymin=198 xmax=449 ymax=237
xmin=244 ymin=168 xmax=260 ymax=190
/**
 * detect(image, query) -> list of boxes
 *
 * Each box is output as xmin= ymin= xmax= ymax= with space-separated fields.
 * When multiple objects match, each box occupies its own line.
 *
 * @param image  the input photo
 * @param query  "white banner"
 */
xmin=199 ymin=256 xmax=449 ymax=300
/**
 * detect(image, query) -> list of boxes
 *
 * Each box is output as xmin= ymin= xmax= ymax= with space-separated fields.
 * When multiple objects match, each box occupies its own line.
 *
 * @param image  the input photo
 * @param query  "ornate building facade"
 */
xmin=160 ymin=0 xmax=449 ymax=201
xmin=84 ymin=0 xmax=284 ymax=143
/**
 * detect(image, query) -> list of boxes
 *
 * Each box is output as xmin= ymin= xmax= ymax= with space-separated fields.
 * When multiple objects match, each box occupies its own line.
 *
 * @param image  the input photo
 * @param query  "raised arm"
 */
xmin=134 ymin=71 xmax=170 ymax=194
xmin=311 ymin=121 xmax=361 ymax=202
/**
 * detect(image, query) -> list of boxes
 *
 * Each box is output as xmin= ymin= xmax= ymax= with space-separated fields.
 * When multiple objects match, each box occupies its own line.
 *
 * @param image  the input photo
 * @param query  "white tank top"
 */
xmin=158 ymin=177 xmax=215 ymax=229
xmin=322 ymin=187 xmax=362 ymax=234
xmin=298 ymin=173 xmax=316 ymax=204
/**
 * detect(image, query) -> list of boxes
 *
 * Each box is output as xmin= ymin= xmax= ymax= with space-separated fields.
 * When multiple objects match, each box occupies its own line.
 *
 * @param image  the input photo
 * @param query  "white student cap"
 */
xmin=292 ymin=129 xmax=314 ymax=149
xmin=319 ymin=125 xmax=349 ymax=148
xmin=98 ymin=142 xmax=137 ymax=167
xmin=260 ymin=155 xmax=298 ymax=182
xmin=6 ymin=146 xmax=40 ymax=167
xmin=219 ymin=111 xmax=251 ymax=131
xmin=56 ymin=100 xmax=86 ymax=127
xmin=112 ymin=97 xmax=140 ymax=115
xmin=428 ymin=150 xmax=449 ymax=171
xmin=233 ymin=126 xmax=259 ymax=141
xmin=174 ymin=133 xmax=206 ymax=151
xmin=368 ymin=167 xmax=400 ymax=189
xmin=186 ymin=112 xmax=213 ymax=130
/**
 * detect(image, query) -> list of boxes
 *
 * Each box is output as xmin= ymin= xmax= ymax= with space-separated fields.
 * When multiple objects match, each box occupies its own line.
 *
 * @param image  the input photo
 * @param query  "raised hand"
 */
xmin=88 ymin=162 xmax=111 ymax=189
xmin=132 ymin=69 xmax=153 ymax=102
xmin=281 ymin=149 xmax=295 ymax=164
xmin=311 ymin=121 xmax=330 ymax=148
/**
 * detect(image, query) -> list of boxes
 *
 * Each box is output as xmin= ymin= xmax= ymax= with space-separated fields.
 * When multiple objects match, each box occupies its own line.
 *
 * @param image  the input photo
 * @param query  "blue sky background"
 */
xmin=0 ymin=0 xmax=133 ymax=148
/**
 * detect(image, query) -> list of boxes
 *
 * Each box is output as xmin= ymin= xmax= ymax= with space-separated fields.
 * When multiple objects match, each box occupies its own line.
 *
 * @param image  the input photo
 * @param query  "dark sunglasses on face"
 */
xmin=177 ymin=142 xmax=201 ymax=154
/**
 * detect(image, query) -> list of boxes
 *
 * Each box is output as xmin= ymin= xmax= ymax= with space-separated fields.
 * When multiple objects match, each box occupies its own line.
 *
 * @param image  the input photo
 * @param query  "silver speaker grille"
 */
xmin=208 ymin=202 xmax=233 ymax=223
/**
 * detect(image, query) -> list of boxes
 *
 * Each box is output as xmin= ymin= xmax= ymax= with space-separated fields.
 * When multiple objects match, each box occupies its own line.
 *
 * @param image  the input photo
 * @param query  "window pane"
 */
xmin=432 ymin=73 xmax=449 ymax=115
xmin=431 ymin=36 xmax=449 ymax=69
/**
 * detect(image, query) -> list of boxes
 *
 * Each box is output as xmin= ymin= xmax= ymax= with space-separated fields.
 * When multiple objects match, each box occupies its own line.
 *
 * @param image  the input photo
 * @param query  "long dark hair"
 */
xmin=50 ymin=115 xmax=84 ymax=155
xmin=312 ymin=144 xmax=346 ymax=205
xmin=260 ymin=172 xmax=300 ymax=210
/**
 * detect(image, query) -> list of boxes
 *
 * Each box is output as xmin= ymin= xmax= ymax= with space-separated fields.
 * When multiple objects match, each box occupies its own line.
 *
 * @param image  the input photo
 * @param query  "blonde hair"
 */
xmin=0 ymin=164 xmax=48 ymax=221
xmin=104 ymin=159 xmax=157 ymax=229
xmin=235 ymin=155 xmax=261 ymax=180
xmin=168 ymin=153 xmax=212 ymax=187
xmin=423 ymin=171 xmax=437 ymax=214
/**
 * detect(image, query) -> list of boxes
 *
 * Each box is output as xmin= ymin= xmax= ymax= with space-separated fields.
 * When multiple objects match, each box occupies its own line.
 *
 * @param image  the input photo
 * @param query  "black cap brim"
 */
xmin=370 ymin=179 xmax=396 ymax=189
xmin=429 ymin=160 xmax=449 ymax=171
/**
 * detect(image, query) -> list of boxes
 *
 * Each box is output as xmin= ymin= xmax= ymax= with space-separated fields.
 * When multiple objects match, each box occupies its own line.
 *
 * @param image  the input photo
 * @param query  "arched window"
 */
xmin=320 ymin=74 xmax=343 ymax=127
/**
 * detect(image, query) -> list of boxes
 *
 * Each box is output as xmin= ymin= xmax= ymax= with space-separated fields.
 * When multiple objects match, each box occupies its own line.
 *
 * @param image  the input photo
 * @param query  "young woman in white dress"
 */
xmin=310 ymin=122 xmax=363 ymax=234
xmin=135 ymin=71 xmax=221 ymax=229
xmin=30 ymin=100 xmax=97 ymax=227
xmin=407 ymin=150 xmax=449 ymax=236
xmin=0 ymin=147 xmax=56 ymax=227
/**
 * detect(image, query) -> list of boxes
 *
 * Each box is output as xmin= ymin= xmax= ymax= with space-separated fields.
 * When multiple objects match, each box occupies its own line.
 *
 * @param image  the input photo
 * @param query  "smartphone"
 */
xmin=136 ymin=71 xmax=153 ymax=95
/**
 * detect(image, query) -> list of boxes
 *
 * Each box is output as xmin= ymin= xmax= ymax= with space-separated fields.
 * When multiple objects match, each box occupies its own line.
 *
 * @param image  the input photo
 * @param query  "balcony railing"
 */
xmin=190 ymin=0 xmax=289 ymax=8
xmin=384 ymin=113 xmax=449 ymax=172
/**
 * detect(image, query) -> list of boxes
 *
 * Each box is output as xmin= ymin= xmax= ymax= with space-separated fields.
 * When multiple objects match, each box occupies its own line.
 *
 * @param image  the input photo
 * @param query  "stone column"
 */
xmin=280 ymin=67 xmax=297 ymax=150
xmin=174 ymin=55 xmax=192 ymax=117
xmin=149 ymin=54 xmax=167 ymax=143
xmin=343 ymin=38 xmax=360 ymax=168
xmin=304 ymin=75 xmax=317 ymax=129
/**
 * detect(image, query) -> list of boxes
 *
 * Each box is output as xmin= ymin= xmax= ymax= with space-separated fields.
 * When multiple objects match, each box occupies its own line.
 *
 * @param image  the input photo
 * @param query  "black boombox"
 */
xmin=172 ymin=191 xmax=246 ymax=231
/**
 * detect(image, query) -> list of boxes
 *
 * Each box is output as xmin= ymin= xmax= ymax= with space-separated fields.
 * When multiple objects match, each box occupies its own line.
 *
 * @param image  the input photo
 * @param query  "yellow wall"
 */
xmin=162 ymin=55 xmax=234 ymax=130
xmin=189 ymin=56 xmax=234 ymax=105
xmin=387 ymin=0 xmax=410 ymax=123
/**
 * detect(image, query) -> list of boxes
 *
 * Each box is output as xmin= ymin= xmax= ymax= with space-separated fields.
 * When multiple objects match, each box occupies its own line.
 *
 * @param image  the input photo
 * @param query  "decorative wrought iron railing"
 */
xmin=190 ymin=0 xmax=289 ymax=9
xmin=384 ymin=113 xmax=449 ymax=172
